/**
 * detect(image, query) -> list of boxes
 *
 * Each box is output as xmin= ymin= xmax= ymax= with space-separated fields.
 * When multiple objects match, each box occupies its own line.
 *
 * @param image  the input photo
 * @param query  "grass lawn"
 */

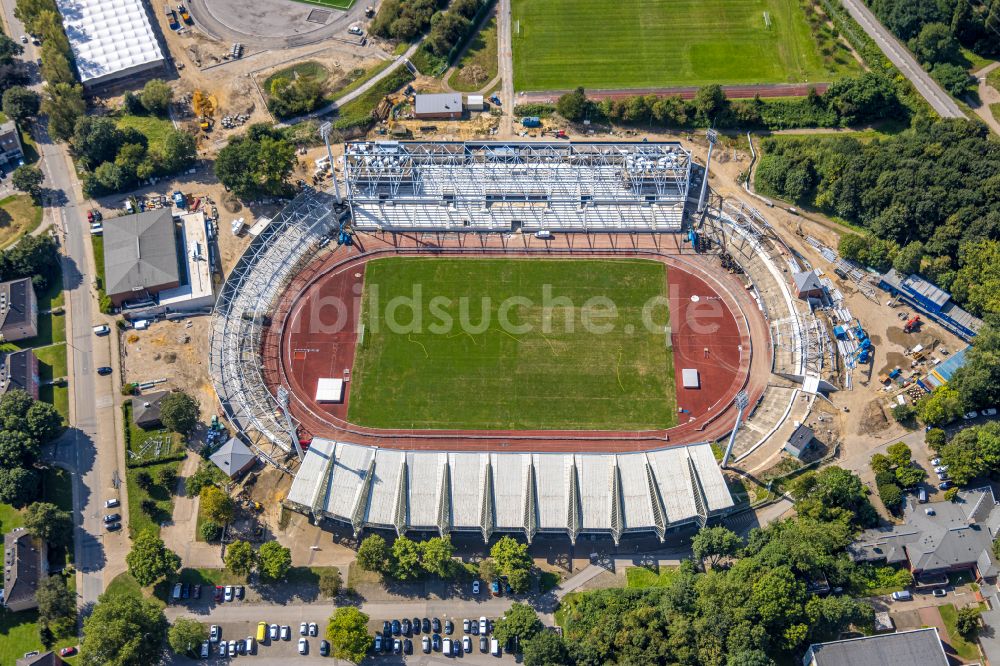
xmin=348 ymin=258 xmax=676 ymax=430
xmin=989 ymin=67 xmax=1000 ymax=91
xmin=553 ymin=591 xmax=579 ymax=628
xmin=0 ymin=194 xmax=43 ymax=250
xmin=123 ymin=402 xmax=185 ymax=467
xmin=511 ymin=0 xmax=858 ymax=90
xmin=991 ymin=103 xmax=1000 ymax=125
xmin=34 ymin=343 xmax=67 ymax=383
xmin=105 ymin=571 xmax=145 ymax=600
xmin=625 ymin=565 xmax=679 ymax=588
xmin=263 ymin=61 xmax=330 ymax=92
xmin=116 ymin=115 xmax=175 ymax=154
xmin=331 ymin=59 xmax=394 ymax=101
xmin=939 ymin=603 xmax=983 ymax=661
xmin=125 ymin=459 xmax=182 ymax=537
xmin=287 ymin=0 xmax=355 ymax=8
xmin=333 ymin=66 xmax=414 ymax=130
xmin=39 ymin=384 xmax=69 ymax=425
xmin=448 ymin=16 xmax=497 ymax=93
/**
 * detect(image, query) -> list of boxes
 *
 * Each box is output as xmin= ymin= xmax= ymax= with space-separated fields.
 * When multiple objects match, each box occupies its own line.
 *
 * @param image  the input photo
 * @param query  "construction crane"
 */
xmin=904 ymin=315 xmax=921 ymax=333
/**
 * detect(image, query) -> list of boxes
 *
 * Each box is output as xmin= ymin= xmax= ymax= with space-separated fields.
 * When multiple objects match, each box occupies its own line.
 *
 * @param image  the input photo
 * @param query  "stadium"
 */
xmin=210 ymin=140 xmax=822 ymax=546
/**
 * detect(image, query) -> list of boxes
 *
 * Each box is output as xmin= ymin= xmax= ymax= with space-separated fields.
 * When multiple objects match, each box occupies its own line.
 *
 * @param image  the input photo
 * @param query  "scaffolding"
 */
xmin=345 ymin=140 xmax=692 ymax=232
xmin=209 ymin=190 xmax=341 ymax=464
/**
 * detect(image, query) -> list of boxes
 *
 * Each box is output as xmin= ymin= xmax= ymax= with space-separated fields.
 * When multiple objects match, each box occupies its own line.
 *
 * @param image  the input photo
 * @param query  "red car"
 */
xmin=59 ymin=647 xmax=77 ymax=657
xmin=214 ymin=585 xmax=224 ymax=602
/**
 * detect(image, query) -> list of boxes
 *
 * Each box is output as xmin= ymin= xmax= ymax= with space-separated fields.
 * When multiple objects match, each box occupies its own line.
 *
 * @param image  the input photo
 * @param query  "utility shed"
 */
xmin=414 ymin=93 xmax=463 ymax=120
xmin=209 ymin=437 xmax=257 ymax=478
xmin=103 ymin=208 xmax=180 ymax=307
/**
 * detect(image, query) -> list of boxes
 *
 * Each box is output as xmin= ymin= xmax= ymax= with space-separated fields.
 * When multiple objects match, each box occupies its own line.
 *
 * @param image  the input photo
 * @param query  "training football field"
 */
xmin=347 ymin=258 xmax=677 ymax=431
xmin=511 ymin=0 xmax=852 ymax=91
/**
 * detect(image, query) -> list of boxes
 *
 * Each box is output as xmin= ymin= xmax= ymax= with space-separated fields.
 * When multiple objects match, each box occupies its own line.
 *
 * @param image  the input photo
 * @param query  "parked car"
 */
xmin=432 ymin=617 xmax=441 ymax=633
xmin=479 ymin=617 xmax=488 ymax=635
xmin=444 ymin=619 xmax=454 ymax=635
xmin=412 ymin=616 xmax=421 ymax=634
xmin=210 ymin=625 xmax=221 ymax=642
xmin=224 ymin=586 xmax=234 ymax=602
xmin=103 ymin=513 xmax=120 ymax=523
xmin=218 ymin=642 xmax=227 ymax=657
xmin=269 ymin=624 xmax=278 ymax=641
xmin=104 ymin=498 xmax=120 ymax=508
xmin=480 ymin=635 xmax=488 ymax=652
xmin=245 ymin=637 xmax=254 ymax=654
xmin=940 ymin=481 xmax=953 ymax=490
xmin=281 ymin=625 xmax=291 ymax=640
xmin=228 ymin=639 xmax=238 ymax=655
xmin=105 ymin=522 xmax=121 ymax=531
xmin=401 ymin=619 xmax=411 ymax=635
xmin=199 ymin=641 xmax=209 ymax=658
xmin=300 ymin=622 xmax=308 ymax=636
xmin=97 ymin=366 xmax=113 ymax=376
xmin=931 ymin=457 xmax=942 ymax=466
xmin=422 ymin=636 xmax=431 ymax=653
xmin=442 ymin=638 xmax=452 ymax=655
xmin=193 ymin=584 xmax=201 ymax=599
xmin=320 ymin=639 xmax=330 ymax=656
xmin=298 ymin=638 xmax=308 ymax=654
xmin=964 ymin=411 xmax=979 ymax=420
xmin=432 ymin=634 xmax=442 ymax=651
xmin=93 ymin=325 xmax=110 ymax=336
xmin=383 ymin=620 xmax=392 ymax=637
xmin=891 ymin=590 xmax=913 ymax=601
xmin=348 ymin=25 xmax=363 ymax=34
xmin=472 ymin=579 xmax=480 ymax=595
xmin=181 ymin=583 xmax=189 ymax=599
xmin=172 ymin=583 xmax=182 ymax=601
xmin=932 ymin=588 xmax=947 ymax=597
xmin=985 ymin=407 xmax=998 ymax=417
xmin=59 ymin=647 xmax=77 ymax=657
xmin=393 ymin=639 xmax=402 ymax=654
xmin=422 ymin=618 xmax=431 ymax=634
xmin=392 ymin=619 xmax=401 ymax=635
xmin=934 ymin=465 xmax=949 ymax=473
xmin=491 ymin=637 xmax=501 ymax=655
xmin=463 ymin=635 xmax=472 ymax=652
xmin=235 ymin=585 xmax=244 ymax=600
xmin=214 ymin=586 xmax=223 ymax=602
xmin=374 ymin=634 xmax=383 ymax=652
xmin=309 ymin=622 xmax=318 ymax=636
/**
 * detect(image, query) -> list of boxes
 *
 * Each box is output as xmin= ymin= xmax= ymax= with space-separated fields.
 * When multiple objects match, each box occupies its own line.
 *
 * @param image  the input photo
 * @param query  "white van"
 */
xmin=491 ymin=638 xmax=500 ymax=656
xmin=442 ymin=638 xmax=452 ymax=655
xmin=891 ymin=590 xmax=913 ymax=601
xmin=93 ymin=324 xmax=110 ymax=336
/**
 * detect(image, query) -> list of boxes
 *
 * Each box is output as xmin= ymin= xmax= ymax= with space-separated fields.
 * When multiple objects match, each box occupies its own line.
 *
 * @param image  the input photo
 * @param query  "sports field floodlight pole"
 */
xmin=319 ymin=122 xmax=342 ymax=205
xmin=276 ymin=385 xmax=305 ymax=461
xmin=721 ymin=389 xmax=750 ymax=469
xmin=697 ymin=129 xmax=718 ymax=214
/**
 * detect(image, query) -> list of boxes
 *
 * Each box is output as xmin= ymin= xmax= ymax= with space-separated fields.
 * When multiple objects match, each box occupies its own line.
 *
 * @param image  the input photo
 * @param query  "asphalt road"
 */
xmin=0 ymin=0 xmax=126 ymax=609
xmin=497 ymin=0 xmax=514 ymax=136
xmin=839 ymin=0 xmax=964 ymax=119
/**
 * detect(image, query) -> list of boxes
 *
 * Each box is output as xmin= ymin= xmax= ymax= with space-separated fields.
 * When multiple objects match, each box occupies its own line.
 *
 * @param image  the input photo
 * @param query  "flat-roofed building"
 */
xmin=413 ymin=93 xmax=463 ymax=120
xmin=103 ymin=209 xmax=180 ymax=307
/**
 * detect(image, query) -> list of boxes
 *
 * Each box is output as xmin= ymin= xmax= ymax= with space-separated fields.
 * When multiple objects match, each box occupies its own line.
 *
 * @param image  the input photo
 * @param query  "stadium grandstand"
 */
xmin=345 ymin=141 xmax=691 ymax=232
xmin=286 ymin=440 xmax=733 ymax=545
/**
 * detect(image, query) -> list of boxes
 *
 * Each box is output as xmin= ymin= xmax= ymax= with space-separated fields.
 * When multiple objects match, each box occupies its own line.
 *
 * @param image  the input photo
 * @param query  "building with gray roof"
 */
xmin=0 ymin=120 xmax=24 ymax=165
xmin=0 ymin=278 xmax=37 ymax=342
xmin=792 ymin=270 xmax=823 ymax=300
xmin=209 ymin=437 xmax=256 ymax=478
xmin=103 ymin=208 xmax=180 ymax=307
xmin=802 ymin=627 xmax=948 ymax=666
xmin=0 ymin=349 xmax=38 ymax=399
xmin=286 ymin=440 xmax=734 ymax=544
xmin=3 ymin=528 xmax=46 ymax=613
xmin=849 ymin=486 xmax=1000 ymax=580
xmin=17 ymin=652 xmax=65 ymax=666
xmin=131 ymin=390 xmax=168 ymax=428
xmin=413 ymin=93 xmax=463 ymax=120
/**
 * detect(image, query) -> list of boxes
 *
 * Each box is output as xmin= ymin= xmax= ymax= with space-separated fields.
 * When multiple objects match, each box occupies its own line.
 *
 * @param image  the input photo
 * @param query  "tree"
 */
xmin=26 ymin=400 xmax=62 ymax=442
xmin=931 ymin=62 xmax=974 ymax=97
xmin=878 ymin=483 xmax=904 ymax=510
xmin=199 ymin=485 xmax=234 ymax=524
xmin=908 ymin=22 xmax=960 ymax=64
xmin=185 ymin=460 xmax=224 ymax=497
xmin=215 ymin=125 xmax=297 ymax=199
xmin=0 ymin=428 xmax=38 ymax=468
xmin=944 ymin=487 xmax=960 ymax=501
xmin=156 ymin=129 xmax=196 ymax=173
xmin=12 ymin=165 xmax=43 ymax=200
xmin=224 ymin=539 xmax=257 ymax=576
xmin=926 ymin=428 xmax=947 ymax=450
xmin=23 ymin=502 xmax=72 ymax=547
xmin=893 ymin=241 xmax=925 ymax=275
xmin=156 ymin=465 xmax=177 ymax=489
xmin=788 ymin=466 xmax=877 ymax=528
xmin=892 ymin=403 xmax=917 ymax=423
xmin=160 ymin=391 xmax=200 ymax=434
xmin=319 ymin=568 xmax=342 ymax=598
xmin=391 ymin=536 xmax=422 ymax=580
xmin=887 ymin=442 xmax=912 ymax=467
xmin=199 ymin=520 xmax=221 ymax=542
xmin=0 ymin=466 xmax=38 ymax=506
xmin=838 ymin=234 xmax=868 ymax=263
xmin=895 ymin=464 xmax=925 ymax=488
xmin=168 ymin=617 xmax=207 ymax=656
xmin=556 ymin=87 xmax=588 ymax=121
xmin=326 ymin=607 xmax=373 ymax=663
xmin=80 ymin=593 xmax=168 ymax=666
xmin=939 ymin=427 xmax=987 ymax=485
xmin=522 ymin=630 xmax=569 ymax=666
xmin=918 ymin=386 xmax=965 ymax=426
xmin=507 ymin=567 xmax=531 ymax=594
xmin=478 ymin=557 xmax=498 ymax=583
xmin=493 ymin=602 xmax=543 ymax=649
xmin=139 ymin=79 xmax=173 ymax=116
xmin=491 ymin=535 xmax=532 ymax=578
xmin=2 ymin=85 xmax=39 ymax=122
xmin=126 ymin=529 xmax=180 ymax=586
xmin=134 ymin=469 xmax=154 ymax=490
xmin=357 ymin=534 xmax=389 ymax=573
xmin=692 ymin=84 xmax=726 ymax=123
xmin=956 ymin=605 xmax=981 ymax=637
xmin=952 ymin=324 xmax=1000 ymax=409
xmin=420 ymin=536 xmax=455 ymax=578
xmin=692 ymin=526 xmax=743 ymax=568
xmin=258 ymin=541 xmax=292 ymax=580
xmin=36 ymin=574 xmax=75 ymax=637
xmin=140 ymin=499 xmax=157 ymax=516
xmin=71 ymin=116 xmax=126 ymax=170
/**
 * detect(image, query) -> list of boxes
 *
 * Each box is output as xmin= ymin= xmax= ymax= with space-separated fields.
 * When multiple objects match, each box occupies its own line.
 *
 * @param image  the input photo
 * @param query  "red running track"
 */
xmin=260 ymin=238 xmax=771 ymax=453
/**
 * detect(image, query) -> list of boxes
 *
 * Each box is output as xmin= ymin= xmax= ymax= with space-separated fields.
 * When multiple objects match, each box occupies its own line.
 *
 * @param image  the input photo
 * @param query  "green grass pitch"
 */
xmin=287 ymin=0 xmax=355 ymax=10
xmin=511 ymin=0 xmax=857 ymax=91
xmin=347 ymin=258 xmax=677 ymax=431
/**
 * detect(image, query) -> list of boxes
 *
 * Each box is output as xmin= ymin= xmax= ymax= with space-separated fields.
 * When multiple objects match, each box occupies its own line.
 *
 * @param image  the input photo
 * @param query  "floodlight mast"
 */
xmin=319 ymin=122 xmax=342 ymax=205
xmin=697 ymin=129 xmax=718 ymax=214
xmin=720 ymin=389 xmax=750 ymax=469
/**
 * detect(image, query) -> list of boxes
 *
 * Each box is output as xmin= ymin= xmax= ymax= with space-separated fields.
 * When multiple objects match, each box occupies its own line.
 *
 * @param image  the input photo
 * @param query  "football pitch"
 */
xmin=511 ymin=0 xmax=855 ymax=91
xmin=347 ymin=258 xmax=677 ymax=431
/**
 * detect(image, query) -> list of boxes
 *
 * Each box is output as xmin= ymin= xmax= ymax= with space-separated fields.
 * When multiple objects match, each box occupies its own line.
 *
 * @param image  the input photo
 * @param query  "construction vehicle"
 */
xmin=165 ymin=6 xmax=179 ymax=30
xmin=489 ymin=93 xmax=501 ymax=106
xmin=520 ymin=116 xmax=541 ymax=128
xmin=542 ymin=128 xmax=568 ymax=139
xmin=904 ymin=315 xmax=921 ymax=333
xmin=172 ymin=191 xmax=186 ymax=208
xmin=176 ymin=3 xmax=191 ymax=24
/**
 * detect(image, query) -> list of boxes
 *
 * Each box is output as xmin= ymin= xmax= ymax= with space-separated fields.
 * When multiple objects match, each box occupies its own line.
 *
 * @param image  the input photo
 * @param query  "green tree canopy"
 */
xmin=522 ymin=630 xmax=569 ymax=666
xmin=391 ymin=536 xmax=422 ymax=580
xmin=420 ymin=536 xmax=455 ymax=578
xmin=168 ymin=617 xmax=208 ymax=656
xmin=258 ymin=541 xmax=292 ymax=580
xmin=139 ymin=79 xmax=173 ymax=116
xmin=918 ymin=386 xmax=965 ymax=426
xmin=357 ymin=534 xmax=389 ymax=573
xmin=556 ymin=87 xmax=588 ymax=121
xmin=126 ymin=529 xmax=180 ymax=586
xmin=24 ymin=501 xmax=72 ymax=547
xmin=692 ymin=526 xmax=743 ymax=568
xmin=12 ymin=165 xmax=43 ymax=200
xmin=199 ymin=485 xmax=234 ymax=524
xmin=326 ymin=607 xmax=373 ymax=663
xmin=493 ymin=602 xmax=543 ymax=647
xmin=81 ymin=592 xmax=168 ymax=666
xmin=224 ymin=539 xmax=257 ymax=576
xmin=159 ymin=391 xmax=200 ymax=434
xmin=2 ymin=85 xmax=39 ymax=122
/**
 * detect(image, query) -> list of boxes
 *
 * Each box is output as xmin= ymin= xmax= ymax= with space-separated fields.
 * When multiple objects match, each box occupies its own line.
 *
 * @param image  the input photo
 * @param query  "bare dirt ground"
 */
xmin=121 ymin=317 xmax=216 ymax=416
